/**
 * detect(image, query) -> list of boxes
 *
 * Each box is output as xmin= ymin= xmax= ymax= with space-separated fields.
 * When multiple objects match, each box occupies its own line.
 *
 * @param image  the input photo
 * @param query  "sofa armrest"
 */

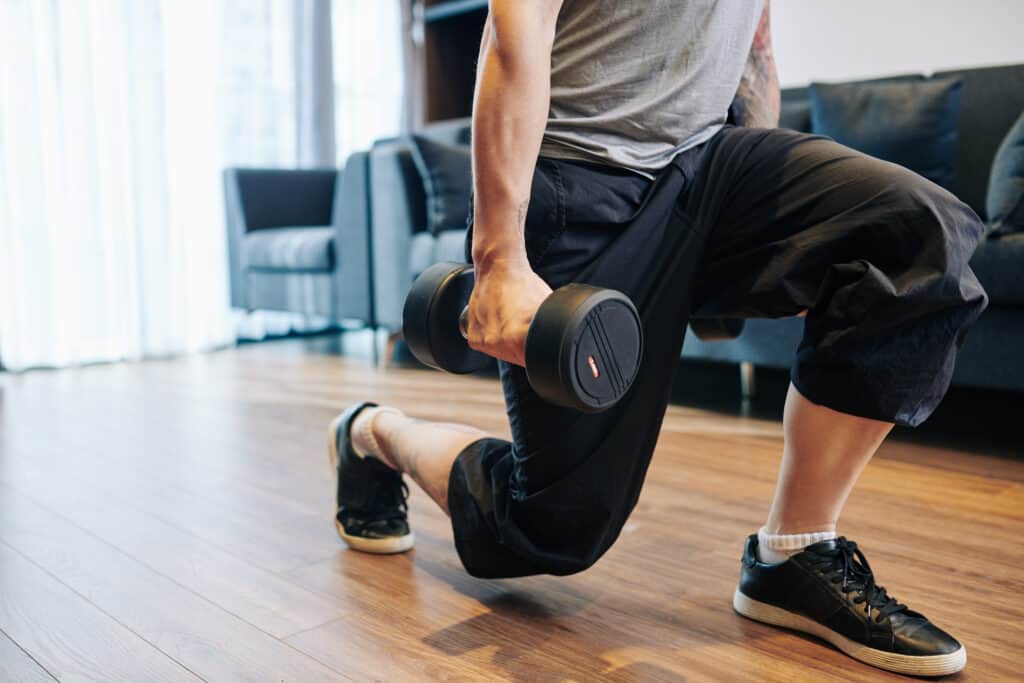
xmin=331 ymin=152 xmax=373 ymax=323
xmin=369 ymin=139 xmax=429 ymax=330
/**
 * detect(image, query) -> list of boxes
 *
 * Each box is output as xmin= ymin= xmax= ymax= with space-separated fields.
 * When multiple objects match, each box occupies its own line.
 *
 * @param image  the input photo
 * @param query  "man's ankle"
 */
xmin=756 ymin=526 xmax=836 ymax=563
xmin=351 ymin=406 xmax=402 ymax=470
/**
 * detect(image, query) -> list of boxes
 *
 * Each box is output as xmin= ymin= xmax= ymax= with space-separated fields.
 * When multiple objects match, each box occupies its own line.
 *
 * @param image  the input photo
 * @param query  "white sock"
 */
xmin=757 ymin=526 xmax=836 ymax=564
xmin=352 ymin=406 xmax=401 ymax=460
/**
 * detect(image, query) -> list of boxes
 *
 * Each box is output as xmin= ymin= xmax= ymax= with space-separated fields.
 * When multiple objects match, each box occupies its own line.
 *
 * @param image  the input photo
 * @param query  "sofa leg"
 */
xmin=381 ymin=330 xmax=403 ymax=369
xmin=739 ymin=361 xmax=756 ymax=400
xmin=370 ymin=328 xmax=380 ymax=367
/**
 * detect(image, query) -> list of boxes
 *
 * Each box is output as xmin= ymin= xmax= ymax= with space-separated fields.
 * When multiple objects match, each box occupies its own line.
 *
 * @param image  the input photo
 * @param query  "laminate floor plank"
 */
xmin=1 ymin=341 xmax=1020 ymax=681
xmin=0 ymin=630 xmax=59 ymax=683
xmin=0 ymin=465 xmax=350 ymax=639
xmin=1 ymin=413 xmax=336 ymax=575
xmin=0 ymin=543 xmax=201 ymax=683
xmin=0 ymin=486 xmax=350 ymax=682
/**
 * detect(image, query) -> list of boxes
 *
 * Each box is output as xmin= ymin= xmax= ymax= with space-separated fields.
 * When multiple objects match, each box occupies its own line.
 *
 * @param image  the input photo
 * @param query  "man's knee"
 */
xmin=516 ymin=494 xmax=625 ymax=576
xmin=455 ymin=515 xmax=615 ymax=579
xmin=890 ymin=171 xmax=988 ymax=320
xmin=834 ymin=159 xmax=985 ymax=304
xmin=882 ymin=162 xmax=985 ymax=252
xmin=463 ymin=490 xmax=628 ymax=578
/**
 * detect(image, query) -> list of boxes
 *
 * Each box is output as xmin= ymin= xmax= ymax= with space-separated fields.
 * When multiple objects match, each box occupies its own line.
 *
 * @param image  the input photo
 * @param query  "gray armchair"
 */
xmin=223 ymin=152 xmax=373 ymax=325
xmin=367 ymin=120 xmax=472 ymax=333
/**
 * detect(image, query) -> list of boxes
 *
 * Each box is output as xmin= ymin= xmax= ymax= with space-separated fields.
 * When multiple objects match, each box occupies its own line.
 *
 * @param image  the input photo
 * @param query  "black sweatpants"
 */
xmin=448 ymin=126 xmax=988 ymax=579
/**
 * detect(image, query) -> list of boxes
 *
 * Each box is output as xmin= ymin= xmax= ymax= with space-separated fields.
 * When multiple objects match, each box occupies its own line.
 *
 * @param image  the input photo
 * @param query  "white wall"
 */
xmin=772 ymin=0 xmax=1024 ymax=87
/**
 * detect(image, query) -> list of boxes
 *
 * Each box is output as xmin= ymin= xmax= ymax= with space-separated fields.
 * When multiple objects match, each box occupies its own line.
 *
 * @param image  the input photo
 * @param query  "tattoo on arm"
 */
xmin=734 ymin=0 xmax=780 ymax=129
xmin=516 ymin=199 xmax=529 ymax=233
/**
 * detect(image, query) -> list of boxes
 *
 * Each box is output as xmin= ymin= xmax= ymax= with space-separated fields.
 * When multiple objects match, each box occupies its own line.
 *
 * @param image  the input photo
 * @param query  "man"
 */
xmin=328 ymin=1 xmax=986 ymax=676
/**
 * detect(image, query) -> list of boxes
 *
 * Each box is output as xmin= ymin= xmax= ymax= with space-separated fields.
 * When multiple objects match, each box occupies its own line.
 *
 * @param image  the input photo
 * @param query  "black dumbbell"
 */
xmin=402 ymin=262 xmax=643 ymax=413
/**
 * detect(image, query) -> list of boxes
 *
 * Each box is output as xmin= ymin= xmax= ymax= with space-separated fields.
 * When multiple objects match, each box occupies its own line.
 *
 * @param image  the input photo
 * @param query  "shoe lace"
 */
xmin=809 ymin=537 xmax=907 ymax=624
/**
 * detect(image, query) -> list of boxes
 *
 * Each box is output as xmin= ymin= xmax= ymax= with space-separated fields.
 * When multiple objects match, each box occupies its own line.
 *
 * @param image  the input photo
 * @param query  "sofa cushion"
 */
xmin=935 ymin=64 xmax=1024 ymax=220
xmin=810 ymin=77 xmax=962 ymax=190
xmin=969 ymin=233 xmax=1024 ymax=306
xmin=231 ymin=169 xmax=337 ymax=230
xmin=987 ymin=111 xmax=1024 ymax=236
xmin=779 ymin=96 xmax=811 ymax=132
xmin=409 ymin=230 xmax=468 ymax=280
xmin=779 ymin=74 xmax=923 ymax=134
xmin=243 ymin=226 xmax=334 ymax=272
xmin=409 ymin=135 xmax=472 ymax=235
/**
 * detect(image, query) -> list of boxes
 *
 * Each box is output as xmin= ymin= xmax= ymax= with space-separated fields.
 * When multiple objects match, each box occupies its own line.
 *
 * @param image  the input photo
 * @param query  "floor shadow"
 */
xmin=413 ymin=553 xmax=750 ymax=683
xmin=419 ymin=588 xmax=692 ymax=682
xmin=413 ymin=547 xmax=594 ymax=617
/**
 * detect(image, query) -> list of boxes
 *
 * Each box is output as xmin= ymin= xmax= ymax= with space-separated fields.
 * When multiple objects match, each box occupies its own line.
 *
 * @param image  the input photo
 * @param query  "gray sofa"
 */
xmin=223 ymin=152 xmax=373 ymax=325
xmin=359 ymin=64 xmax=1024 ymax=394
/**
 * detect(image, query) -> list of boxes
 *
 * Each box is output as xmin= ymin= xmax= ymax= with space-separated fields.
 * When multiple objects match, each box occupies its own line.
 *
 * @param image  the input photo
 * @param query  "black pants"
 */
xmin=448 ymin=126 xmax=987 ymax=579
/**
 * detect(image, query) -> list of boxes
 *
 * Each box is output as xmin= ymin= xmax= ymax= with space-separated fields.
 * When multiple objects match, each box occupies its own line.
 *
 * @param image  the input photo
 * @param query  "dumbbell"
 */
xmin=402 ymin=262 xmax=643 ymax=413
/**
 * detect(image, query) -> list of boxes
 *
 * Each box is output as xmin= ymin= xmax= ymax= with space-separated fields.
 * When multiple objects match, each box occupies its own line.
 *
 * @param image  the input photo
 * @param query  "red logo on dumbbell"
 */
xmin=587 ymin=354 xmax=600 ymax=379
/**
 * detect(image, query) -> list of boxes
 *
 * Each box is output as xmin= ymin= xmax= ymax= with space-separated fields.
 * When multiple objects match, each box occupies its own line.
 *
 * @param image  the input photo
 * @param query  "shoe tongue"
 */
xmin=804 ymin=538 xmax=839 ymax=554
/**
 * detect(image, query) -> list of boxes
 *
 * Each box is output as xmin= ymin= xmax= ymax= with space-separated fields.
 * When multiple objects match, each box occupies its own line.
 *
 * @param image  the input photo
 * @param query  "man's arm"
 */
xmin=734 ymin=0 xmax=780 ymax=128
xmin=464 ymin=0 xmax=563 ymax=366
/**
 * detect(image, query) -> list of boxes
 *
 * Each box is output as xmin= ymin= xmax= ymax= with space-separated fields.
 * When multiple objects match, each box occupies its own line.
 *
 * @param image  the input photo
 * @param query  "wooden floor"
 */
xmin=0 ymin=339 xmax=1021 ymax=682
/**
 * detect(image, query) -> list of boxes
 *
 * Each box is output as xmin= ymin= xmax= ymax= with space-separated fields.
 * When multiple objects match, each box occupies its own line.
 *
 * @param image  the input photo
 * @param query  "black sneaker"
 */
xmin=733 ymin=535 xmax=965 ymax=676
xmin=327 ymin=402 xmax=414 ymax=554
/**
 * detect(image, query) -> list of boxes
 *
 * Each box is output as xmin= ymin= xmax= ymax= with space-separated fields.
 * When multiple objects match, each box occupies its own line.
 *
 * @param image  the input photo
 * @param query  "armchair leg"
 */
xmin=739 ymin=361 xmax=756 ymax=400
xmin=381 ymin=329 xmax=403 ymax=369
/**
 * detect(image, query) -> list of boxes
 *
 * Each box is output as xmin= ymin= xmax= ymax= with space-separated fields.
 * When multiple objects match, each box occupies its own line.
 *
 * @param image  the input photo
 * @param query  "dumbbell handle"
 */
xmin=458 ymin=306 xmax=470 ymax=340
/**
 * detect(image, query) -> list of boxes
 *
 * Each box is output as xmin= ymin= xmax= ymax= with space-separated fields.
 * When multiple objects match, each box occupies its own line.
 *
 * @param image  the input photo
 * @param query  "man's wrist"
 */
xmin=472 ymin=242 xmax=530 ymax=273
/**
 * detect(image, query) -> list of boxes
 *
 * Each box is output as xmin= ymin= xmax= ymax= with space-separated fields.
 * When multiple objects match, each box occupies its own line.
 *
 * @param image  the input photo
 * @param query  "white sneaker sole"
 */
xmin=328 ymin=414 xmax=414 ymax=555
xmin=733 ymin=589 xmax=966 ymax=677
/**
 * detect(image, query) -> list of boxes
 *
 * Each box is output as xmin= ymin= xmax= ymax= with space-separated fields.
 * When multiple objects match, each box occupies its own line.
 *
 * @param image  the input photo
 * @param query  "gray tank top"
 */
xmin=540 ymin=0 xmax=763 ymax=176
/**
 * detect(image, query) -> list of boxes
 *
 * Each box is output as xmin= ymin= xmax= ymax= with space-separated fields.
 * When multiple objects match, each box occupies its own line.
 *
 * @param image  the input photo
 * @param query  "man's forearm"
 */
xmin=735 ymin=0 xmax=780 ymax=128
xmin=470 ymin=3 xmax=560 ymax=269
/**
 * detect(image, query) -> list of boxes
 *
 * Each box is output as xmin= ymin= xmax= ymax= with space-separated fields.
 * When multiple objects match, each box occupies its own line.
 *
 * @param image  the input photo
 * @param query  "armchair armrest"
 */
xmin=223 ymin=168 xmax=248 ymax=309
xmin=332 ymin=152 xmax=373 ymax=323
xmin=368 ymin=139 xmax=429 ymax=330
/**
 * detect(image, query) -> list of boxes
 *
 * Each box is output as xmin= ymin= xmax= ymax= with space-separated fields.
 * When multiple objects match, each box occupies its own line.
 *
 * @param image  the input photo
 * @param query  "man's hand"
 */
xmin=465 ymin=258 xmax=552 ymax=367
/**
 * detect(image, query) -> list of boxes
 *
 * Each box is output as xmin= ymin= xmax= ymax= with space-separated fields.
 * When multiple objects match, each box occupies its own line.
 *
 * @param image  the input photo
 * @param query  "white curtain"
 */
xmin=0 ymin=0 xmax=404 ymax=370
xmin=219 ymin=0 xmax=337 ymax=168
xmin=0 ymin=1 xmax=232 ymax=370
xmin=333 ymin=1 xmax=404 ymax=154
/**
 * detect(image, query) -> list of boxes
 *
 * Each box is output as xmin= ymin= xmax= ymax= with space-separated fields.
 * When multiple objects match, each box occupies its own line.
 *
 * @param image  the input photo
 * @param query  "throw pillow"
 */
xmin=809 ymin=77 xmax=962 ymax=190
xmin=779 ymin=97 xmax=812 ymax=132
xmin=409 ymin=135 xmax=472 ymax=235
xmin=987 ymin=110 xmax=1024 ymax=237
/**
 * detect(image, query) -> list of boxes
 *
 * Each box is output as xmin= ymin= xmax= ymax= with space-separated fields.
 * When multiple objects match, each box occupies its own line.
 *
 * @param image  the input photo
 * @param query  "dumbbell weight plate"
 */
xmin=403 ymin=262 xmax=491 ymax=374
xmin=525 ymin=284 xmax=643 ymax=413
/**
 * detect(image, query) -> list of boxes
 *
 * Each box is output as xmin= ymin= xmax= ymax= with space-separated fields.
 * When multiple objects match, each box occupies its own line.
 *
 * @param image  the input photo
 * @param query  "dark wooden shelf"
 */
xmin=418 ymin=0 xmax=488 ymax=122
xmin=424 ymin=0 xmax=487 ymax=23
